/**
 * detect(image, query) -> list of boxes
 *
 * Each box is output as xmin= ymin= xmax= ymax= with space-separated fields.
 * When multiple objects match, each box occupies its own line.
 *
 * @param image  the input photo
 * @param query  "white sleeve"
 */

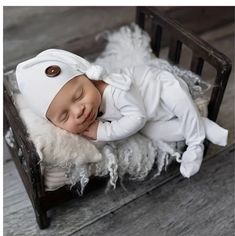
xmin=97 ymin=85 xmax=147 ymax=141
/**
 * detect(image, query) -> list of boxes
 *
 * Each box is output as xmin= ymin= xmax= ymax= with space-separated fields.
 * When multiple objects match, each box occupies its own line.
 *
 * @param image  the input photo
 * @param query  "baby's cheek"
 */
xmin=65 ymin=120 xmax=87 ymax=134
xmin=65 ymin=122 xmax=80 ymax=134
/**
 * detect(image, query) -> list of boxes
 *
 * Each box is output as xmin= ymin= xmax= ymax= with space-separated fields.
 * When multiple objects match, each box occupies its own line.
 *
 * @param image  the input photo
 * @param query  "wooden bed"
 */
xmin=3 ymin=7 xmax=232 ymax=229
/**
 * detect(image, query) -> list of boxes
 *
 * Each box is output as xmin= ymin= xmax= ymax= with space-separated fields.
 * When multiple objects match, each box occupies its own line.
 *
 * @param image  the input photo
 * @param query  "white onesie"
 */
xmin=97 ymin=65 xmax=205 ymax=145
xmin=96 ymin=65 xmax=228 ymax=178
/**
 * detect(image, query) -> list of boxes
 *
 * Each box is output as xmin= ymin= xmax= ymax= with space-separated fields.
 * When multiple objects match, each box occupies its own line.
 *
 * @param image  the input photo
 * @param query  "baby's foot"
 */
xmin=179 ymin=144 xmax=204 ymax=178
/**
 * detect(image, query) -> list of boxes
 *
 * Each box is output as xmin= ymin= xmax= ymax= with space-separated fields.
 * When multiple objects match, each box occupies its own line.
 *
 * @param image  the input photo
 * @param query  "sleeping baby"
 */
xmin=16 ymin=49 xmax=228 ymax=178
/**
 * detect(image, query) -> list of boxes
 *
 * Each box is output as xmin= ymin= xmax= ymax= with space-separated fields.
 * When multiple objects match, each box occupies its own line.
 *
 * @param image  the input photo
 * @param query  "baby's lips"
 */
xmin=77 ymin=110 xmax=92 ymax=125
xmin=84 ymin=110 xmax=94 ymax=122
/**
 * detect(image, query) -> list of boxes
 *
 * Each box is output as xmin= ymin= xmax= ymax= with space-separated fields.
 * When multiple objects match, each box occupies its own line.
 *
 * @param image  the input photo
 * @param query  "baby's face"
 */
xmin=46 ymin=75 xmax=101 ymax=134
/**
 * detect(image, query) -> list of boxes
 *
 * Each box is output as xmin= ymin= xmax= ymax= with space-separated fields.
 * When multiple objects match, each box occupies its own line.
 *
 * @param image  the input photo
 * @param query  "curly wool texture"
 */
xmin=7 ymin=23 xmax=210 ymax=194
xmin=67 ymin=134 xmax=178 ymax=195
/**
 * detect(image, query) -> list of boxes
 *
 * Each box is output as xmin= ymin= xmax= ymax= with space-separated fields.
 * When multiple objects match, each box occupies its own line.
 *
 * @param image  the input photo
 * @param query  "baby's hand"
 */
xmin=81 ymin=120 xmax=99 ymax=140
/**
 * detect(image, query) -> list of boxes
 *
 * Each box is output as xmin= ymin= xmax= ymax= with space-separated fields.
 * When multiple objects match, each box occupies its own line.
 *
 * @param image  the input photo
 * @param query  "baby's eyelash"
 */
xmin=75 ymin=89 xmax=84 ymax=100
xmin=61 ymin=112 xmax=69 ymax=122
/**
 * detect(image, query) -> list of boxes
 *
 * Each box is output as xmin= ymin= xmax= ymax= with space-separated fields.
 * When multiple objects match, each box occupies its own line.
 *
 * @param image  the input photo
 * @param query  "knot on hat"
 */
xmin=85 ymin=65 xmax=104 ymax=80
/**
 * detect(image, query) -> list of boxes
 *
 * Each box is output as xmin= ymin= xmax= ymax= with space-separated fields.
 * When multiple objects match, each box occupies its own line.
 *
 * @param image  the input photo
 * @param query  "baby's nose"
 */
xmin=71 ymin=104 xmax=85 ymax=118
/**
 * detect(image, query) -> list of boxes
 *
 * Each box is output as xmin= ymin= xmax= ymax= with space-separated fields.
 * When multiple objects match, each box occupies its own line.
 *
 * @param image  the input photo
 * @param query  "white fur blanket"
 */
xmin=5 ymin=23 xmax=210 ymax=194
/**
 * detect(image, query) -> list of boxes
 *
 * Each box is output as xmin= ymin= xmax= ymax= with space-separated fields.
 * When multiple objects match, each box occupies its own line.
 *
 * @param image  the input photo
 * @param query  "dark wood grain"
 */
xmin=158 ymin=7 xmax=234 ymax=35
xmin=3 ymin=6 xmax=136 ymax=71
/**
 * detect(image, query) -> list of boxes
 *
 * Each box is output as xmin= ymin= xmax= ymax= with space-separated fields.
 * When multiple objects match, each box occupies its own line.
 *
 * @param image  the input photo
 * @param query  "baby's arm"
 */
xmin=97 ymin=86 xmax=147 ymax=141
xmin=97 ymin=114 xmax=146 ymax=141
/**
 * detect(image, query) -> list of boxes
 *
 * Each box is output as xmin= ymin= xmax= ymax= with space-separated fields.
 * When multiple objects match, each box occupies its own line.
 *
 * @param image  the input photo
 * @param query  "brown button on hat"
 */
xmin=45 ymin=65 xmax=61 ymax=77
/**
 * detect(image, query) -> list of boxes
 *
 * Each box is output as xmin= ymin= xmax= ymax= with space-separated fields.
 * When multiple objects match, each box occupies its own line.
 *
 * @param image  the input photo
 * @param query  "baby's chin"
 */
xmin=71 ymin=120 xmax=95 ymax=135
xmin=64 ymin=125 xmax=87 ymax=135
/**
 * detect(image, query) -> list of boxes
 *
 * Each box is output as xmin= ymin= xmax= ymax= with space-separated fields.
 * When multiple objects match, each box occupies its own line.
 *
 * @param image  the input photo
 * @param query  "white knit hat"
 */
xmin=16 ymin=49 xmax=131 ymax=118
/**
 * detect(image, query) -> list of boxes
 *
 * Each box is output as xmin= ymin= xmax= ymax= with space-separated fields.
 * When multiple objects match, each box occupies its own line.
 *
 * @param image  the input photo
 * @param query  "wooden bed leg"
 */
xmin=34 ymin=208 xmax=50 ymax=229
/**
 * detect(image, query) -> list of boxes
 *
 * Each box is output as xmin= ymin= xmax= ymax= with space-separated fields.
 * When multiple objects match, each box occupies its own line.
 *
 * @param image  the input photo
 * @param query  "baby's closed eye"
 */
xmin=60 ymin=111 xmax=69 ymax=122
xmin=74 ymin=88 xmax=84 ymax=101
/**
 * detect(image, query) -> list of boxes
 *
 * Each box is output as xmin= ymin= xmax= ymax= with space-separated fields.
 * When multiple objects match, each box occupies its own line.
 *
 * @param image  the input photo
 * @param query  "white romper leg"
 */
xmin=141 ymin=118 xmax=184 ymax=142
xmin=158 ymin=71 xmax=206 ymax=177
xmin=158 ymin=73 xmax=228 ymax=146
xmin=159 ymin=71 xmax=205 ymax=146
xmin=142 ymin=117 xmax=228 ymax=146
xmin=142 ymin=70 xmax=228 ymax=177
